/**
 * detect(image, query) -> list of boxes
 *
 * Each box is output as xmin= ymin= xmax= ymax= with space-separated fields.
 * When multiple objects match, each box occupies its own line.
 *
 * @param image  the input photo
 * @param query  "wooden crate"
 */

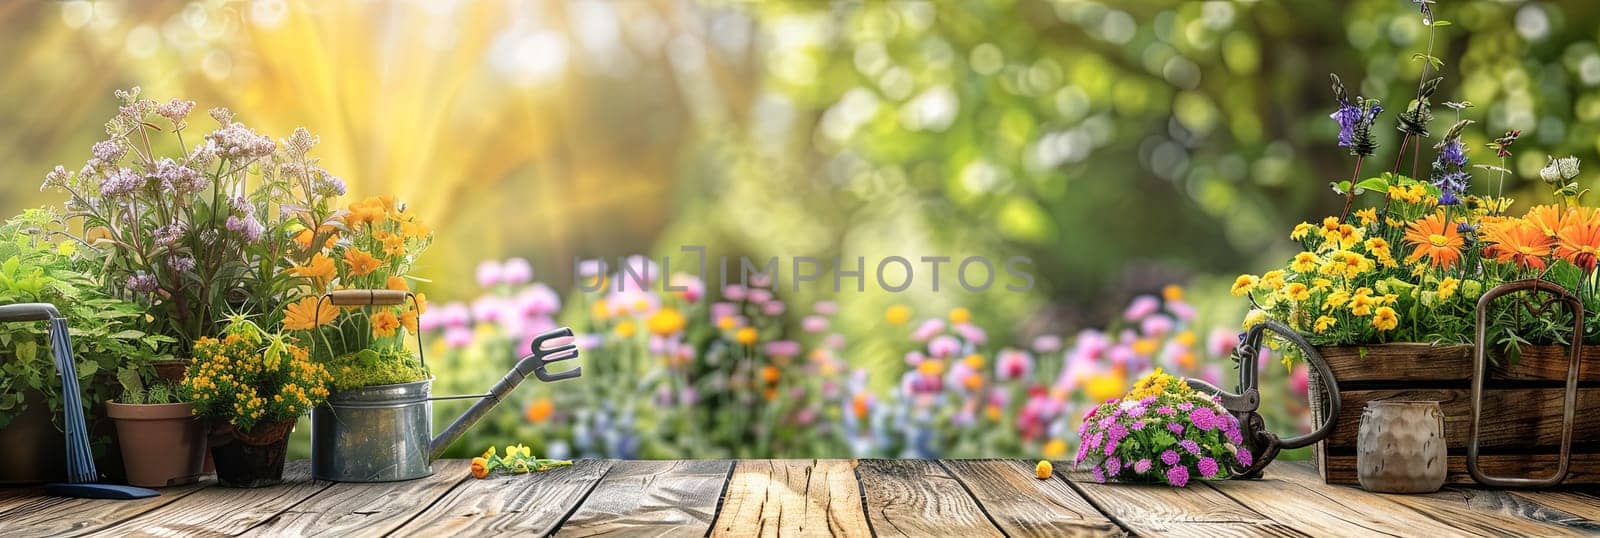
xmin=1308 ymin=343 xmax=1600 ymax=485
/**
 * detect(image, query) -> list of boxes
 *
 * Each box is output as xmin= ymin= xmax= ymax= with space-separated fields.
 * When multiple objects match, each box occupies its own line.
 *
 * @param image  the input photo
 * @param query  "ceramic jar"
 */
xmin=1357 ymin=400 xmax=1447 ymax=493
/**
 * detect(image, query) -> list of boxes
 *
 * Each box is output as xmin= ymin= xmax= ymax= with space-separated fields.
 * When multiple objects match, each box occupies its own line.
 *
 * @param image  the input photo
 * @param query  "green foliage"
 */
xmin=324 ymin=348 xmax=428 ymax=392
xmin=115 ymin=367 xmax=179 ymax=405
xmin=0 ymin=208 xmax=171 ymax=431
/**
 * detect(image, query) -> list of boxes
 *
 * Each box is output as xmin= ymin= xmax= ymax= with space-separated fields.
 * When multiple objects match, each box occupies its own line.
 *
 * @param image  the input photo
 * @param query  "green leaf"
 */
xmin=1354 ymin=177 xmax=1390 ymax=193
xmin=1430 ymin=20 xmax=1452 ymax=27
xmin=1330 ymin=180 xmax=1352 ymax=195
xmin=77 ymin=360 xmax=98 ymax=379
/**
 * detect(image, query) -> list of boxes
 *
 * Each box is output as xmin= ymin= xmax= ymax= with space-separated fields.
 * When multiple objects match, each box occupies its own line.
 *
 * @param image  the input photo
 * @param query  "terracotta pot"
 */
xmin=151 ymin=358 xmax=190 ymax=384
xmin=105 ymin=401 xmax=207 ymax=487
xmin=1357 ymin=400 xmax=1447 ymax=494
xmin=0 ymin=389 xmax=67 ymax=484
xmin=211 ymin=420 xmax=294 ymax=488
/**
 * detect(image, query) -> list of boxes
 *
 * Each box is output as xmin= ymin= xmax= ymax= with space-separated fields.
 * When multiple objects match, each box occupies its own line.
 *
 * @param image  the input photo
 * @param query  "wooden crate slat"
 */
xmin=553 ymin=459 xmax=731 ymax=538
xmin=855 ymin=459 xmax=1005 ymax=538
xmin=1058 ymin=465 xmax=1303 ymax=537
xmin=1318 ymin=344 xmax=1600 ymax=382
xmin=240 ymin=460 xmax=470 ymax=537
xmin=0 ymin=482 xmax=207 ymax=537
xmin=392 ymin=458 xmax=611 ymax=537
xmin=940 ymin=459 xmax=1122 ymax=537
xmin=1263 ymin=462 xmax=1519 ymax=536
xmin=709 ymin=459 xmax=871 ymax=538
xmin=1324 ymin=388 xmax=1600 ymax=450
xmin=82 ymin=461 xmax=330 ymax=538
xmin=1319 ymin=453 xmax=1600 ymax=485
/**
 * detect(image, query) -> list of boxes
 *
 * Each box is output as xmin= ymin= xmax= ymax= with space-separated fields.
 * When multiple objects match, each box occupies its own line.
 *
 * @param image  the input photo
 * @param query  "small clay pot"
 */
xmin=106 ymin=401 xmax=207 ymax=487
xmin=1357 ymin=400 xmax=1447 ymax=494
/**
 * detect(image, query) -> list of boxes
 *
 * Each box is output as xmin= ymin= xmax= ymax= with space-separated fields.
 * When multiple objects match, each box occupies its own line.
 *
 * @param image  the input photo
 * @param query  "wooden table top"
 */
xmin=2 ymin=459 xmax=1597 ymax=537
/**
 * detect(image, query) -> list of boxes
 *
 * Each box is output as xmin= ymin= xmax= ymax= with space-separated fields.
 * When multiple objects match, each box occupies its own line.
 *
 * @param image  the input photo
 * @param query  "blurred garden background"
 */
xmin=5 ymin=0 xmax=1600 ymax=459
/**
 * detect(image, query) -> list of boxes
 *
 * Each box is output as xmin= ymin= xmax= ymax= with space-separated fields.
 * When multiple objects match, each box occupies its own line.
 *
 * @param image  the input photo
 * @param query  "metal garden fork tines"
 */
xmin=1470 ymin=279 xmax=1583 ymax=487
xmin=1186 ymin=319 xmax=1342 ymax=479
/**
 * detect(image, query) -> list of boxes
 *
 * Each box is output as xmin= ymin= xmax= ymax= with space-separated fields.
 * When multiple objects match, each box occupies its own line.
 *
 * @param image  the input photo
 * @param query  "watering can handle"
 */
xmin=314 ymin=290 xmax=428 ymax=369
xmin=428 ymin=327 xmax=581 ymax=460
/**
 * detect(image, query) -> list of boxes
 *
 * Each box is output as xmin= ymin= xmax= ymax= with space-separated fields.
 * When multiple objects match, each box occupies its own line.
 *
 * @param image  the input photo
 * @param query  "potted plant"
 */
xmin=106 ymin=369 xmax=206 ymax=487
xmin=39 ymin=87 xmax=345 ymax=379
xmin=0 ymin=209 xmax=171 ymax=484
xmin=1230 ymin=4 xmax=1598 ymax=485
xmin=181 ymin=318 xmax=330 ymax=487
xmin=279 ymin=195 xmax=434 ymax=481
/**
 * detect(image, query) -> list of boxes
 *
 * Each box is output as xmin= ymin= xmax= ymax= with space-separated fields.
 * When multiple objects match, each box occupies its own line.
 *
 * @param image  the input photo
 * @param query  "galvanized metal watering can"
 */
xmin=1185 ymin=319 xmax=1342 ymax=479
xmin=309 ymin=290 xmax=581 ymax=482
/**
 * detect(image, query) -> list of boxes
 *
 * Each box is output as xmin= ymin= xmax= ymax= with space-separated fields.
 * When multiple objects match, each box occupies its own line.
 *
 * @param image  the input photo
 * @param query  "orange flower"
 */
xmin=1525 ymin=204 xmax=1569 ymax=237
xmin=344 ymin=248 xmax=382 ymax=276
xmin=1482 ymin=219 xmax=1553 ymax=270
xmin=387 ymin=276 xmax=409 ymax=291
xmin=525 ymin=398 xmax=554 ymax=423
xmin=469 ymin=457 xmax=489 ymax=479
xmin=290 ymin=254 xmax=336 ymax=283
xmin=282 ymin=296 xmax=338 ymax=331
xmin=371 ymin=310 xmax=400 ymax=337
xmin=1557 ymin=211 xmax=1600 ymax=273
xmin=760 ymin=365 xmax=781 ymax=384
xmin=1402 ymin=213 xmax=1464 ymax=270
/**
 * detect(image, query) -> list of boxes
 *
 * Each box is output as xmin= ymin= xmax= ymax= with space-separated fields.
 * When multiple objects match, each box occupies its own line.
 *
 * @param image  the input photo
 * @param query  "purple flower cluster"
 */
xmin=99 ymin=167 xmax=143 ymax=198
xmin=1076 ymin=388 xmax=1244 ymax=487
xmin=125 ymin=272 xmax=158 ymax=294
xmin=205 ymin=122 xmax=277 ymax=160
xmin=153 ymin=158 xmax=209 ymax=195
xmin=157 ymin=98 xmax=196 ymax=126
xmin=1432 ymin=138 xmax=1470 ymax=206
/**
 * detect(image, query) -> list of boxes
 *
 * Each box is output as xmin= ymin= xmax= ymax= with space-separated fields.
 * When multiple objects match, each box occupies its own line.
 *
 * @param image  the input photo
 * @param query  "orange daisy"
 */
xmin=1525 ymin=204 xmax=1569 ymax=237
xmin=290 ymin=254 xmax=336 ymax=283
xmin=1482 ymin=219 xmax=1553 ymax=270
xmin=1402 ymin=213 xmax=1464 ymax=270
xmin=371 ymin=310 xmax=401 ymax=337
xmin=1557 ymin=212 xmax=1600 ymax=273
xmin=282 ymin=296 xmax=339 ymax=331
xmin=344 ymin=248 xmax=382 ymax=276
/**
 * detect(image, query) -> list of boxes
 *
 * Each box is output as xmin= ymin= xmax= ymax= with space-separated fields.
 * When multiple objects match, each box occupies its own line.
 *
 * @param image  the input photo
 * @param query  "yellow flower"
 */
xmin=1283 ymin=282 xmax=1311 ymax=302
xmin=1314 ymin=316 xmax=1337 ymax=333
xmin=482 ymin=446 xmax=498 ymax=460
xmin=885 ymin=305 xmax=912 ymax=325
xmin=344 ymin=248 xmax=382 ymax=277
xmin=1085 ymin=371 xmax=1126 ymax=402
xmin=963 ymin=354 xmax=986 ymax=369
xmin=917 ymin=359 xmax=946 ymax=377
xmin=1241 ymin=309 xmax=1267 ymax=330
xmin=387 ymin=276 xmax=409 ymax=291
xmin=590 ymin=299 xmax=612 ymax=321
xmin=735 ymin=327 xmax=758 ymax=345
xmin=615 ymin=320 xmax=638 ymax=338
xmin=1311 ymin=278 xmax=1333 ymax=293
xmin=1035 ymin=460 xmax=1054 ymax=479
xmin=1348 ymin=294 xmax=1375 ymax=317
xmin=646 ymin=308 xmax=687 ymax=336
xmin=948 ymin=307 xmax=971 ymax=324
xmin=1373 ymin=306 xmax=1399 ymax=331
xmin=1259 ymin=270 xmax=1286 ymax=291
xmin=715 ymin=316 xmax=738 ymax=330
xmin=1290 ymin=222 xmax=1315 ymax=241
xmin=1354 ymin=208 xmax=1377 ymax=226
xmin=282 ymin=296 xmax=338 ymax=331
xmin=1437 ymin=277 xmax=1460 ymax=300
xmin=1162 ymin=285 xmax=1184 ymax=302
xmin=371 ymin=310 xmax=400 ymax=337
xmin=1291 ymin=252 xmax=1318 ymax=273
xmin=1230 ymin=275 xmax=1259 ymax=296
xmin=470 ymin=457 xmax=490 ymax=479
xmin=1324 ymin=290 xmax=1351 ymax=310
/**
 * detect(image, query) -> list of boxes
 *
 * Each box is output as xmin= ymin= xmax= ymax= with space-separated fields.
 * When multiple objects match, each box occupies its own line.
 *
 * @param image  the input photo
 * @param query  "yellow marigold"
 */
xmin=371 ymin=310 xmax=400 ymax=337
xmin=735 ymin=327 xmax=758 ymax=345
xmin=1373 ymin=306 xmax=1399 ymax=331
xmin=1230 ymin=275 xmax=1259 ymax=296
xmin=1314 ymin=315 xmax=1338 ymax=333
xmin=885 ymin=305 xmax=912 ymax=325
xmin=1354 ymin=208 xmax=1378 ymax=226
xmin=1260 ymin=270 xmax=1286 ymax=291
xmin=646 ymin=307 xmax=687 ymax=336
xmin=1291 ymin=252 xmax=1318 ymax=273
xmin=282 ymin=296 xmax=338 ymax=331
xmin=344 ymin=248 xmax=382 ymax=277
xmin=1437 ymin=277 xmax=1460 ymax=300
xmin=948 ymin=307 xmax=972 ymax=324
xmin=1349 ymin=294 xmax=1376 ymax=317
xmin=1242 ymin=309 xmax=1267 ymax=330
xmin=1291 ymin=222 xmax=1315 ymax=241
xmin=1283 ymin=282 xmax=1311 ymax=302
xmin=1311 ymin=278 xmax=1333 ymax=292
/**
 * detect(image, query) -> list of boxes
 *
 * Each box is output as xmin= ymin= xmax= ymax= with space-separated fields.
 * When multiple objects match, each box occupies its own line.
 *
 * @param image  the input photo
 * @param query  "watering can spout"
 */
xmin=428 ymin=327 xmax=582 ymax=461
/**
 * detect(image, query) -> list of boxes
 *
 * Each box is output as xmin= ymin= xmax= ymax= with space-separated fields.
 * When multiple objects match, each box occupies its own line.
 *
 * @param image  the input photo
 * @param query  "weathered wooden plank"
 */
xmin=1380 ymin=487 xmax=1600 ymax=536
xmin=1325 ymin=388 xmax=1600 ymax=450
xmin=0 ymin=486 xmax=45 ymax=513
xmin=393 ymin=459 xmax=611 ymax=537
xmin=855 ymin=459 xmax=1004 ymax=538
xmin=239 ymin=460 xmax=469 ymax=537
xmin=1510 ymin=491 xmax=1600 ymax=521
xmin=709 ymin=460 xmax=871 ymax=538
xmin=0 ymin=483 xmax=207 ymax=537
xmin=1319 ymin=453 xmax=1600 ymax=485
xmin=940 ymin=459 xmax=1122 ymax=537
xmin=554 ymin=460 xmax=731 ymax=538
xmin=82 ymin=461 xmax=329 ymax=537
xmin=1262 ymin=461 xmax=1511 ymax=537
xmin=1318 ymin=344 xmax=1600 ymax=382
xmin=1059 ymin=464 xmax=1304 ymax=537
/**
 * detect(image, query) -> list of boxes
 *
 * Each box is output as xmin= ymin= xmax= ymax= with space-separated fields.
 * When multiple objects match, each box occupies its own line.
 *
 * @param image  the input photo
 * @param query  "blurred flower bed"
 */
xmin=416 ymin=256 xmax=1312 ymax=460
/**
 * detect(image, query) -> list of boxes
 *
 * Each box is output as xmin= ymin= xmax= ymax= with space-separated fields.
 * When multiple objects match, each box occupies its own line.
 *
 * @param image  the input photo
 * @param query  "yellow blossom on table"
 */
xmin=470 ymin=457 xmax=489 ymax=479
xmin=735 ymin=327 xmax=758 ymax=345
xmin=948 ymin=307 xmax=972 ymax=324
xmin=1231 ymin=275 xmax=1259 ymax=296
xmin=1036 ymin=460 xmax=1054 ymax=479
xmin=1291 ymin=252 xmax=1319 ymax=273
xmin=1354 ymin=208 xmax=1378 ymax=226
xmin=1283 ymin=282 xmax=1311 ymax=302
xmin=885 ymin=305 xmax=912 ymax=325
xmin=1373 ymin=306 xmax=1399 ymax=331
xmin=1291 ymin=222 xmax=1315 ymax=241
xmin=1437 ymin=277 xmax=1460 ymax=300
xmin=1314 ymin=316 xmax=1338 ymax=333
